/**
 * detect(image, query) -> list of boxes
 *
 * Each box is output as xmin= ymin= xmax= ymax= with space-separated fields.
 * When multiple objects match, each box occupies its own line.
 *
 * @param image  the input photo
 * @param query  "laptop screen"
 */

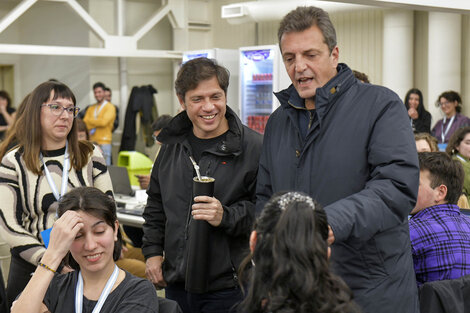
xmin=108 ymin=165 xmax=134 ymax=196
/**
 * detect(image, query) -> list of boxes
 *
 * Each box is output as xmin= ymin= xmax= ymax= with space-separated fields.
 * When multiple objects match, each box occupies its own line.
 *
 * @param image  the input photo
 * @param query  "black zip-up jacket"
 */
xmin=142 ymin=106 xmax=263 ymax=292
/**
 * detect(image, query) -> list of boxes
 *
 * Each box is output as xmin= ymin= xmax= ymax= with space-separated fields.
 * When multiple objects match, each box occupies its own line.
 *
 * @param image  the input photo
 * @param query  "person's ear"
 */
xmin=330 ymin=46 xmax=339 ymax=68
xmin=435 ymin=184 xmax=447 ymax=203
xmin=177 ymin=95 xmax=186 ymax=110
xmin=249 ymin=230 xmax=257 ymax=253
xmin=114 ymin=221 xmax=119 ymax=241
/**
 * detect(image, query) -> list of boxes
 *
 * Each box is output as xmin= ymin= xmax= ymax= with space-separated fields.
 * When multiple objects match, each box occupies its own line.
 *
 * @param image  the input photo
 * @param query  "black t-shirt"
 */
xmin=43 ymin=270 xmax=159 ymax=313
xmin=187 ymin=130 xmax=228 ymax=163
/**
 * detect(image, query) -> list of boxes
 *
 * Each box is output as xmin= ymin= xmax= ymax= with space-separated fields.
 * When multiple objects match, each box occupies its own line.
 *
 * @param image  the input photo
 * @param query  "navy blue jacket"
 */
xmin=256 ymin=64 xmax=419 ymax=313
xmin=143 ymin=106 xmax=262 ymax=292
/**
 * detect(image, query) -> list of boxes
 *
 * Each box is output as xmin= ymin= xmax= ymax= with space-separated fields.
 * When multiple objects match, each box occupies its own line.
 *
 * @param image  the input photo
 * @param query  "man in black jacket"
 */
xmin=256 ymin=6 xmax=420 ymax=313
xmin=142 ymin=58 xmax=262 ymax=313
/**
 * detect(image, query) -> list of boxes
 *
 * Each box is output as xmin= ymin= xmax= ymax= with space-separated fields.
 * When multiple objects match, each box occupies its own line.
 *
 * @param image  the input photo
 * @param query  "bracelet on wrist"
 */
xmin=38 ymin=262 xmax=56 ymax=274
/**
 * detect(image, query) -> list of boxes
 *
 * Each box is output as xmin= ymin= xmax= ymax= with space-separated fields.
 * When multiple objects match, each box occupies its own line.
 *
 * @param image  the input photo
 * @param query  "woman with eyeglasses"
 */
xmin=432 ymin=90 xmax=470 ymax=144
xmin=0 ymin=81 xmax=113 ymax=307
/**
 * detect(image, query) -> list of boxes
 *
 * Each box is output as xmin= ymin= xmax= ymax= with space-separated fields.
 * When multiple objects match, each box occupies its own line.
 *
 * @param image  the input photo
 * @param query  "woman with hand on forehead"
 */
xmin=11 ymin=187 xmax=159 ymax=313
xmin=0 ymin=81 xmax=113 ymax=306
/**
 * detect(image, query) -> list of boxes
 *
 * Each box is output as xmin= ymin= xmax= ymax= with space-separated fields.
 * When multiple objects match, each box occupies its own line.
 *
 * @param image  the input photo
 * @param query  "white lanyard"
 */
xmin=441 ymin=115 xmax=455 ymax=143
xmin=40 ymin=141 xmax=70 ymax=202
xmin=75 ymin=265 xmax=119 ymax=313
xmin=94 ymin=101 xmax=108 ymax=118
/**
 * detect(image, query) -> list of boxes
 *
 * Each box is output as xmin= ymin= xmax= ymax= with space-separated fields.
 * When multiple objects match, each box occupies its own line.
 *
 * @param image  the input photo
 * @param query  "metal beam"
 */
xmin=0 ymin=0 xmax=37 ymax=35
xmin=321 ymin=0 xmax=470 ymax=13
xmin=0 ymin=43 xmax=182 ymax=59
xmin=65 ymin=0 xmax=108 ymax=41
xmin=133 ymin=4 xmax=170 ymax=41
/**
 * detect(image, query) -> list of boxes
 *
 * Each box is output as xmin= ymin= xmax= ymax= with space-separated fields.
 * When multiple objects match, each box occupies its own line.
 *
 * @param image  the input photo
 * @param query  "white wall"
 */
xmin=0 ymin=1 xmax=91 ymax=107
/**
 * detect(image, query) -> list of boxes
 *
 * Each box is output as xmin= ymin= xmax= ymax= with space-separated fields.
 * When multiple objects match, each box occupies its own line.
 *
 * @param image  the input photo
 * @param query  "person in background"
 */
xmin=83 ymin=82 xmax=116 ymax=165
xmin=446 ymin=127 xmax=470 ymax=205
xmin=256 ymin=6 xmax=419 ymax=313
xmin=415 ymin=132 xmax=438 ymax=152
xmin=405 ymin=88 xmax=431 ymax=133
xmin=104 ymin=86 xmax=120 ymax=133
xmin=11 ymin=187 xmax=160 ymax=313
xmin=432 ymin=90 xmax=470 ymax=144
xmin=409 ymin=152 xmax=470 ymax=286
xmin=239 ymin=192 xmax=360 ymax=313
xmin=104 ymin=87 xmax=112 ymax=102
xmin=0 ymin=90 xmax=17 ymax=140
xmin=352 ymin=70 xmax=369 ymax=83
xmin=76 ymin=118 xmax=90 ymax=141
xmin=136 ymin=114 xmax=172 ymax=190
xmin=143 ymin=57 xmax=263 ymax=313
xmin=0 ymin=81 xmax=113 ymax=306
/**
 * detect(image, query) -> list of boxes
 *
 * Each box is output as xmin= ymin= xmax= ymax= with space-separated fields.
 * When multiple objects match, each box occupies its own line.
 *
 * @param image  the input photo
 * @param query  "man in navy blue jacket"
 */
xmin=256 ymin=6 xmax=419 ymax=313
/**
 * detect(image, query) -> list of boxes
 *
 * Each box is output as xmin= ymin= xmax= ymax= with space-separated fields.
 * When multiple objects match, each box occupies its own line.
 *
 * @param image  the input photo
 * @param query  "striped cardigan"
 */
xmin=0 ymin=145 xmax=113 ymax=265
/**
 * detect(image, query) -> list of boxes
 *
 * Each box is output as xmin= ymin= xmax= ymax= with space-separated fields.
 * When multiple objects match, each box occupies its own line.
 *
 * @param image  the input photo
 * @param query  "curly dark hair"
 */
xmin=238 ymin=192 xmax=360 ymax=313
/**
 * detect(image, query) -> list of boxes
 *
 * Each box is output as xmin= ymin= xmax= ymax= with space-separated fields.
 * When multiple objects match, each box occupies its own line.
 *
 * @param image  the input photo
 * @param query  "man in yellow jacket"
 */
xmin=83 ymin=82 xmax=116 ymax=165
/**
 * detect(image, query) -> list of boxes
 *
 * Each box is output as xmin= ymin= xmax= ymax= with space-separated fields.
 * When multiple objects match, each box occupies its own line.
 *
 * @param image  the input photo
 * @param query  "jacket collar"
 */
xmin=274 ymin=63 xmax=356 ymax=122
xmin=158 ymin=105 xmax=243 ymax=156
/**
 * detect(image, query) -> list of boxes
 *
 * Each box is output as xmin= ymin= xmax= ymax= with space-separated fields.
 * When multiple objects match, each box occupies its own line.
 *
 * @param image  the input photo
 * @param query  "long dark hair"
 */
xmin=58 ymin=187 xmax=122 ymax=270
xmin=239 ymin=192 xmax=360 ymax=313
xmin=404 ymin=88 xmax=425 ymax=116
xmin=0 ymin=81 xmax=93 ymax=174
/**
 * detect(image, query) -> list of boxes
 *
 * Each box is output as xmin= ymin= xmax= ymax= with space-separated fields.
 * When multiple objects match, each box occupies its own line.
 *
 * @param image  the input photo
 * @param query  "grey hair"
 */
xmin=278 ymin=6 xmax=337 ymax=54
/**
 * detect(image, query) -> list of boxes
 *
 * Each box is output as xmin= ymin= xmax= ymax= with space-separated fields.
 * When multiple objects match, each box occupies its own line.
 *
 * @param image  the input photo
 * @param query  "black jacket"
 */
xmin=142 ymin=106 xmax=262 ymax=292
xmin=411 ymin=110 xmax=432 ymax=133
xmin=120 ymin=85 xmax=158 ymax=151
xmin=256 ymin=64 xmax=420 ymax=313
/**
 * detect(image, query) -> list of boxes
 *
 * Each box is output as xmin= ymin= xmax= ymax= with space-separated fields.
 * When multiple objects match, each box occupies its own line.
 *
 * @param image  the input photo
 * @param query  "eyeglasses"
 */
xmin=438 ymin=100 xmax=451 ymax=107
xmin=42 ymin=103 xmax=80 ymax=118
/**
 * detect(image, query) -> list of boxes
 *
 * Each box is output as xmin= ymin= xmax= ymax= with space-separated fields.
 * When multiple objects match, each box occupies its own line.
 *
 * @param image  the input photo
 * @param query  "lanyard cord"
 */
xmin=40 ymin=141 xmax=70 ymax=204
xmin=94 ymin=101 xmax=108 ymax=119
xmin=441 ymin=115 xmax=455 ymax=143
xmin=75 ymin=264 xmax=119 ymax=313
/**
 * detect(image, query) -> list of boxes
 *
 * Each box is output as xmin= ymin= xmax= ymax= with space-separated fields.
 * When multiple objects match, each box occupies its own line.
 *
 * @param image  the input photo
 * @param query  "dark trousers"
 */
xmin=0 ymin=266 xmax=8 ymax=313
xmin=7 ymin=254 xmax=36 ymax=308
xmin=165 ymin=283 xmax=242 ymax=313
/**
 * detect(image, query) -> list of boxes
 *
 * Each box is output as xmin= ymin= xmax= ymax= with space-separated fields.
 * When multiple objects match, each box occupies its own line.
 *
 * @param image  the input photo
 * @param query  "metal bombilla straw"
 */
xmin=189 ymin=156 xmax=202 ymax=181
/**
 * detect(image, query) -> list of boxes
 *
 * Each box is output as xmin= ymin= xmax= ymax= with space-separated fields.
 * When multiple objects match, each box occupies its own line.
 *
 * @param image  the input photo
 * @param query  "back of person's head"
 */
xmin=93 ymin=82 xmax=106 ymax=91
xmin=404 ymin=88 xmax=424 ymax=112
xmin=0 ymin=81 xmax=92 ymax=174
xmin=278 ymin=6 xmax=336 ymax=54
xmin=446 ymin=126 xmax=470 ymax=156
xmin=418 ymin=152 xmax=464 ymax=205
xmin=352 ymin=70 xmax=370 ymax=83
xmin=75 ymin=118 xmax=89 ymax=140
xmin=151 ymin=114 xmax=172 ymax=132
xmin=0 ymin=90 xmax=12 ymax=108
xmin=58 ymin=187 xmax=121 ymax=270
xmin=436 ymin=90 xmax=462 ymax=113
xmin=415 ymin=132 xmax=439 ymax=152
xmin=175 ymin=58 xmax=229 ymax=101
xmin=239 ymin=191 xmax=358 ymax=313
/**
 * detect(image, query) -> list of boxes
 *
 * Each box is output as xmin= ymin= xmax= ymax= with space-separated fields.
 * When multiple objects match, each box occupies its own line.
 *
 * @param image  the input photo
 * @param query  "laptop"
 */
xmin=108 ymin=165 xmax=135 ymax=197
